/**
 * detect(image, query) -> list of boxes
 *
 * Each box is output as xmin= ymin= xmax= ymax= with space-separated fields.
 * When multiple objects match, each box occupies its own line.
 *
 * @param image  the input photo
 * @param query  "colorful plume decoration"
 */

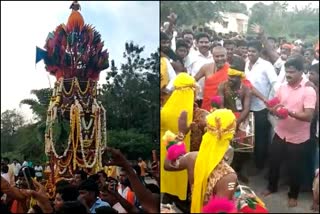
xmin=162 ymin=130 xmax=187 ymax=161
xmin=166 ymin=143 xmax=187 ymax=161
xmin=38 ymin=8 xmax=109 ymax=80
xmin=202 ymin=196 xmax=237 ymax=213
xmin=210 ymin=96 xmax=222 ymax=112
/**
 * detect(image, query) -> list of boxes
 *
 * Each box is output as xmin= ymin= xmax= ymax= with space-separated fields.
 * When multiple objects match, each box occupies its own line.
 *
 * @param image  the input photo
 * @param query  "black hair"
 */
xmin=223 ymin=39 xmax=237 ymax=47
xmin=1 ymin=165 xmax=9 ymax=174
xmin=305 ymin=48 xmax=315 ymax=56
xmin=195 ymin=32 xmax=210 ymax=42
xmin=95 ymin=206 xmax=118 ymax=214
xmin=211 ymin=42 xmax=222 ymax=49
xmin=56 ymin=185 xmax=79 ymax=202
xmin=145 ymin=184 xmax=160 ymax=194
xmin=18 ymin=166 xmax=35 ymax=178
xmin=3 ymin=158 xmax=9 ymax=163
xmin=310 ymin=63 xmax=319 ymax=74
xmin=78 ymin=179 xmax=99 ymax=197
xmin=284 ymin=54 xmax=305 ymax=71
xmin=176 ymin=39 xmax=189 ymax=50
xmin=267 ymin=37 xmax=277 ymax=43
xmin=88 ymin=174 xmax=100 ymax=182
xmin=247 ymin=40 xmax=263 ymax=52
xmin=236 ymin=40 xmax=247 ymax=47
xmin=56 ymin=201 xmax=88 ymax=214
xmin=229 ymin=56 xmax=246 ymax=72
xmin=132 ymin=165 xmax=141 ymax=176
xmin=74 ymin=170 xmax=87 ymax=181
xmin=160 ymin=32 xmax=170 ymax=41
xmin=55 ymin=179 xmax=70 ymax=190
xmin=97 ymin=170 xmax=107 ymax=178
xmin=245 ymin=36 xmax=254 ymax=41
xmin=31 ymin=204 xmax=43 ymax=213
xmin=182 ymin=29 xmax=194 ymax=38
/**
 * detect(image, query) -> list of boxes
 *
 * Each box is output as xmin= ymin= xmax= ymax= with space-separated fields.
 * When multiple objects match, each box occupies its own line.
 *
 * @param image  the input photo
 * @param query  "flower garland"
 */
xmin=75 ymin=79 xmax=90 ymax=95
xmin=62 ymin=78 xmax=75 ymax=96
xmin=223 ymin=82 xmax=241 ymax=112
xmin=48 ymin=107 xmax=72 ymax=159
xmin=74 ymin=98 xmax=100 ymax=169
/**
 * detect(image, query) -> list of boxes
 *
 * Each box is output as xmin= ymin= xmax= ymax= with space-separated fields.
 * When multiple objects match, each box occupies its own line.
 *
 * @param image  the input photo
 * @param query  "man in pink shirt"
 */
xmin=263 ymin=55 xmax=317 ymax=207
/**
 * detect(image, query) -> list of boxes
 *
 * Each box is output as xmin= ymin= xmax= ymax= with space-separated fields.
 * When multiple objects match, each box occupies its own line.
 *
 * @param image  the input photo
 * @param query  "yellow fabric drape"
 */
xmin=160 ymin=57 xmax=169 ymax=89
xmin=160 ymin=73 xmax=195 ymax=200
xmin=228 ymin=68 xmax=245 ymax=79
xmin=191 ymin=109 xmax=236 ymax=213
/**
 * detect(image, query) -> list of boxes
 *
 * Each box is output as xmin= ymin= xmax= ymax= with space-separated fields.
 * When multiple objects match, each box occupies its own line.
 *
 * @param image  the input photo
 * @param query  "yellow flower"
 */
xmin=162 ymin=130 xmax=176 ymax=146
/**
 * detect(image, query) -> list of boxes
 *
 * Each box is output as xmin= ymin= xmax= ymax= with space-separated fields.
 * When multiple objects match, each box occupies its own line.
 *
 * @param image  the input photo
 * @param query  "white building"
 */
xmin=205 ymin=12 xmax=249 ymax=35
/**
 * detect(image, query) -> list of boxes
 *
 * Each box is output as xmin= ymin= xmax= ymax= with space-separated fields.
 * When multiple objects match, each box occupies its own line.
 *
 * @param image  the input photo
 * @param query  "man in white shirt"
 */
xmin=12 ymin=159 xmax=21 ymax=181
xmin=245 ymin=40 xmax=278 ymax=173
xmin=187 ymin=32 xmax=214 ymax=106
xmin=34 ymin=164 xmax=43 ymax=181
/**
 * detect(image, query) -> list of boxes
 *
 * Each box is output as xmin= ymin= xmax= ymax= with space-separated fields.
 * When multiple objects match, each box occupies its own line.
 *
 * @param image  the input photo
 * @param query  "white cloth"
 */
xmin=312 ymin=59 xmax=319 ymax=65
xmin=273 ymin=57 xmax=285 ymax=76
xmin=113 ymin=202 xmax=127 ymax=213
xmin=22 ymin=161 xmax=28 ymax=167
xmin=118 ymin=185 xmax=136 ymax=202
xmin=34 ymin=166 xmax=43 ymax=177
xmin=186 ymin=50 xmax=214 ymax=100
xmin=1 ymin=173 xmax=10 ymax=183
xmin=245 ymin=58 xmax=278 ymax=111
xmin=163 ymin=57 xmax=176 ymax=92
xmin=13 ymin=163 xmax=21 ymax=177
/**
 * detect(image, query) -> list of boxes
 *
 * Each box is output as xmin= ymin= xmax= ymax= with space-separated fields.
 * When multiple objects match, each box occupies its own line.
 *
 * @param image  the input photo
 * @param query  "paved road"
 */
xmin=241 ymin=162 xmax=317 ymax=213
xmin=159 ymin=160 xmax=318 ymax=213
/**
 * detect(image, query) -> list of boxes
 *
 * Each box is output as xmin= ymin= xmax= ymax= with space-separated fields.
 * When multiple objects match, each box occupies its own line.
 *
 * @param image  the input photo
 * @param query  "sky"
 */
xmin=240 ymin=1 xmax=319 ymax=11
xmin=1 ymin=1 xmax=159 ymax=122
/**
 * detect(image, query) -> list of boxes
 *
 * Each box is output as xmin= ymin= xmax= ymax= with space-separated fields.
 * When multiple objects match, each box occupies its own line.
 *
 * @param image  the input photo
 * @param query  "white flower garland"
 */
xmin=75 ymin=98 xmax=99 ymax=169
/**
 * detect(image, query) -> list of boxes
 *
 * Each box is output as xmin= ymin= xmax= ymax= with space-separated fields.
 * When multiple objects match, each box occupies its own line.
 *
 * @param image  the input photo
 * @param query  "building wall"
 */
xmin=205 ymin=12 xmax=249 ymax=35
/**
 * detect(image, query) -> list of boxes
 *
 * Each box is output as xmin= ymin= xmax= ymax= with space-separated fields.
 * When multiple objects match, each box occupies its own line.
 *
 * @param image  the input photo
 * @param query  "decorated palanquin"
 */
xmin=37 ymin=1 xmax=108 ymax=198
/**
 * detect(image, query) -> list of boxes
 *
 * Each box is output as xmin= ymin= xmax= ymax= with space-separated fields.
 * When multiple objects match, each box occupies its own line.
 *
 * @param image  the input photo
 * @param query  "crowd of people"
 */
xmin=161 ymin=12 xmax=319 ymax=213
xmin=1 ymin=149 xmax=160 ymax=213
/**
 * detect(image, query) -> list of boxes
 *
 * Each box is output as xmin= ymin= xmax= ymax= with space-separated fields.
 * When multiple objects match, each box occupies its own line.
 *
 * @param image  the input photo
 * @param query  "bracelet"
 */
xmin=175 ymin=132 xmax=185 ymax=142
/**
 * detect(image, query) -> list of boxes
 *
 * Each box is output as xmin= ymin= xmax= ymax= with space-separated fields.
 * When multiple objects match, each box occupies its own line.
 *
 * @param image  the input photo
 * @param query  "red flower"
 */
xmin=266 ymin=97 xmax=280 ymax=108
xmin=233 ymin=112 xmax=241 ymax=119
xmin=276 ymin=107 xmax=288 ymax=119
xmin=211 ymin=96 xmax=222 ymax=108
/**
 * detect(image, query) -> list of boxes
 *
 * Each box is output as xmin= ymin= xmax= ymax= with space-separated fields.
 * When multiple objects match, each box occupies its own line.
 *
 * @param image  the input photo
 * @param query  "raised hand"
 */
xmin=178 ymin=111 xmax=192 ymax=135
xmin=250 ymin=23 xmax=264 ymax=35
xmin=103 ymin=147 xmax=129 ymax=168
xmin=167 ymin=12 xmax=177 ymax=24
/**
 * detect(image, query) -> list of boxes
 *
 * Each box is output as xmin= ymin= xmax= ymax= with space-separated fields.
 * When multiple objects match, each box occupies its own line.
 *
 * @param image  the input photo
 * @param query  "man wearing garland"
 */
xmin=217 ymin=57 xmax=252 ymax=183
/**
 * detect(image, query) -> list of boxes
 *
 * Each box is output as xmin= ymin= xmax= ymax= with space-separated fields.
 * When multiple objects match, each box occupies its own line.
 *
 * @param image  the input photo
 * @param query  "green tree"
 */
xmin=248 ymin=1 xmax=319 ymax=43
xmin=101 ymin=42 xmax=159 ymax=157
xmin=20 ymin=88 xmax=53 ymax=122
xmin=1 ymin=109 xmax=25 ymax=152
xmin=161 ymin=1 xmax=223 ymax=26
xmin=214 ymin=1 xmax=248 ymax=15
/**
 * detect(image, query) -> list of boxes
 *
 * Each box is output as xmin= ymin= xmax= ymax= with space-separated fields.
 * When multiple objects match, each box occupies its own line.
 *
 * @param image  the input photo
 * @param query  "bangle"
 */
xmin=176 ymin=132 xmax=185 ymax=141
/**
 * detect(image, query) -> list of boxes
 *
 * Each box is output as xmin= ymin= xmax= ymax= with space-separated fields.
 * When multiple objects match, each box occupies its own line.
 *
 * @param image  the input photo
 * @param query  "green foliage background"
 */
xmin=1 ymin=42 xmax=159 ymax=164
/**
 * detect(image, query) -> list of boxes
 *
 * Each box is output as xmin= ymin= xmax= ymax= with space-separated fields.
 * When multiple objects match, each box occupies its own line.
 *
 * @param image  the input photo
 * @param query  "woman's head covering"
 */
xmin=191 ymin=109 xmax=236 ymax=213
xmin=160 ymin=72 xmax=195 ymax=200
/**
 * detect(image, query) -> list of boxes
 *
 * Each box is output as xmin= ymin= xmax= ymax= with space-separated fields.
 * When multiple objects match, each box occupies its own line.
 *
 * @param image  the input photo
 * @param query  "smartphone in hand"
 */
xmin=22 ymin=167 xmax=35 ymax=190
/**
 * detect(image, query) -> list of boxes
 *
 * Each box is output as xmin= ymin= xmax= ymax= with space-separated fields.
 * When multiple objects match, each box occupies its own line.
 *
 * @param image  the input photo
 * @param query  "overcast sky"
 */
xmin=1 ymin=1 xmax=159 ymax=122
xmin=240 ymin=1 xmax=319 ymax=11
